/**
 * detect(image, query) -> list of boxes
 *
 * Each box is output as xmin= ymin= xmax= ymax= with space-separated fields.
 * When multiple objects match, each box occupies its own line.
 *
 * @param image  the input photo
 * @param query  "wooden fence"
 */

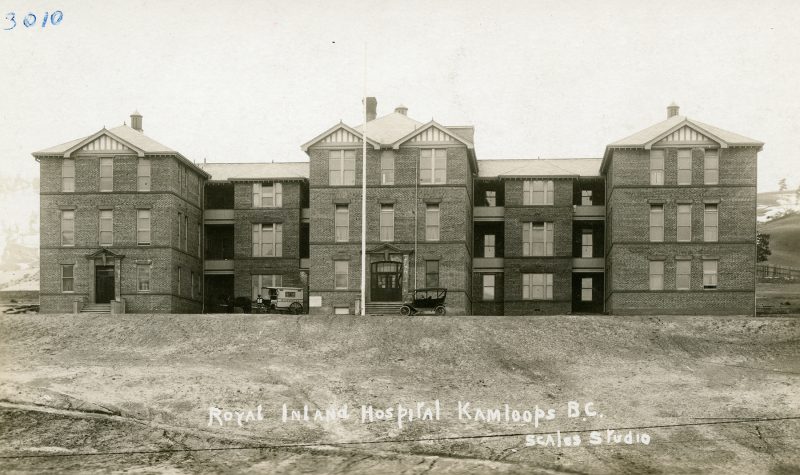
xmin=757 ymin=264 xmax=800 ymax=280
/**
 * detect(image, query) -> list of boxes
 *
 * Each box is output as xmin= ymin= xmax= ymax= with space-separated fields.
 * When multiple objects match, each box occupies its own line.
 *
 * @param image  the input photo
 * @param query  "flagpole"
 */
xmin=360 ymin=42 xmax=367 ymax=317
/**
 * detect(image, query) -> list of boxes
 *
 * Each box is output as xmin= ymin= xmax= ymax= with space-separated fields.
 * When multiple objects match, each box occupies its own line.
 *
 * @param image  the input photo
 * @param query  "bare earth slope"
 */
xmin=1 ymin=314 xmax=799 ymax=474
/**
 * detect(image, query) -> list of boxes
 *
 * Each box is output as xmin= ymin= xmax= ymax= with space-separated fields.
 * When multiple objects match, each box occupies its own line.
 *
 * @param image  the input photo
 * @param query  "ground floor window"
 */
xmin=581 ymin=277 xmax=592 ymax=301
xmin=334 ymin=261 xmax=349 ymax=289
xmin=703 ymin=260 xmax=718 ymax=289
xmin=649 ymin=260 xmax=664 ymax=291
xmin=252 ymin=274 xmax=283 ymax=300
xmin=425 ymin=260 xmax=439 ymax=287
xmin=137 ymin=264 xmax=151 ymax=292
xmin=334 ymin=307 xmax=349 ymax=315
xmin=482 ymin=274 xmax=495 ymax=301
xmin=61 ymin=264 xmax=74 ymax=292
xmin=522 ymin=273 xmax=553 ymax=300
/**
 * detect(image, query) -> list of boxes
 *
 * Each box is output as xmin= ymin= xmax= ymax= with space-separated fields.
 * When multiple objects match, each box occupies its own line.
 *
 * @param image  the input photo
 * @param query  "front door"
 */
xmin=95 ymin=265 xmax=115 ymax=303
xmin=370 ymin=261 xmax=402 ymax=302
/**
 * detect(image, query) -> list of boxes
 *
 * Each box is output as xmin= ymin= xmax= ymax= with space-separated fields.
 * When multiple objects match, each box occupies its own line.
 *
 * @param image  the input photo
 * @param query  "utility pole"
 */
xmin=360 ymin=43 xmax=367 ymax=317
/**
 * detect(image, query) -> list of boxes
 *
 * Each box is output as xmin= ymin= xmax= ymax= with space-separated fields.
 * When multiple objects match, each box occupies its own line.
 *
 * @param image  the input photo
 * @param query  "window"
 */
xmin=180 ymin=166 xmax=186 ymax=196
xmin=522 ymin=222 xmax=554 ymax=256
xmin=485 ymin=190 xmax=497 ymax=207
xmin=252 ymin=223 xmax=283 ymax=257
xmin=482 ymin=274 xmax=495 ymax=301
xmin=99 ymin=210 xmax=113 ymax=246
xmin=523 ymin=180 xmax=554 ymax=205
xmin=137 ymin=210 xmax=151 ymax=245
xmin=581 ymin=230 xmax=593 ymax=258
xmin=61 ymin=210 xmax=75 ymax=246
xmin=677 ymin=149 xmax=692 ymax=185
xmin=704 ymin=150 xmax=719 ymax=185
xmin=484 ymin=234 xmax=496 ymax=258
xmin=380 ymin=204 xmax=394 ymax=241
xmin=198 ymin=224 xmax=202 ymax=256
xmin=676 ymin=260 xmax=691 ymax=290
xmin=522 ymin=273 xmax=553 ymax=300
xmin=184 ymin=215 xmax=189 ymax=251
xmin=334 ymin=261 xmax=349 ymax=289
xmin=581 ymin=277 xmax=592 ymax=301
xmin=62 ymin=159 xmax=75 ymax=192
xmin=704 ymin=204 xmax=718 ymax=242
xmin=177 ymin=267 xmax=182 ymax=296
xmin=425 ymin=204 xmax=440 ymax=241
xmin=252 ymin=274 xmax=282 ymax=300
xmin=581 ymin=190 xmax=593 ymax=205
xmin=703 ymin=260 xmax=718 ymax=289
xmin=137 ymin=158 xmax=151 ymax=191
xmin=425 ymin=260 xmax=439 ymax=287
xmin=191 ymin=271 xmax=196 ymax=298
xmin=334 ymin=307 xmax=350 ymax=315
xmin=178 ymin=212 xmax=183 ymax=249
xmin=381 ymin=152 xmax=394 ymax=185
xmin=99 ymin=158 xmax=113 ymax=191
xmin=650 ymin=150 xmax=665 ymax=185
xmin=677 ymin=204 xmax=692 ymax=242
xmin=335 ymin=205 xmax=349 ymax=242
xmin=137 ymin=264 xmax=151 ymax=292
xmin=649 ymin=261 xmax=664 ymax=291
xmin=61 ymin=264 xmax=74 ymax=292
xmin=649 ymin=205 xmax=664 ymax=242
xmin=420 ymin=149 xmax=447 ymax=184
xmin=329 ymin=150 xmax=356 ymax=186
xmin=252 ymin=183 xmax=282 ymax=208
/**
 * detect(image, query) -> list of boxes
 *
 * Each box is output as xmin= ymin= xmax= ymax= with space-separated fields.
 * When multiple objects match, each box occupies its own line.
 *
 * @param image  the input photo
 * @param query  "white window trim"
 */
xmin=137 ymin=264 xmax=151 ymax=293
xmin=380 ymin=204 xmax=394 ymax=242
xmin=61 ymin=210 xmax=75 ymax=247
xmin=137 ymin=158 xmax=151 ymax=192
xmin=99 ymin=210 xmax=113 ymax=247
xmin=252 ymin=182 xmax=283 ymax=208
xmin=522 ymin=222 xmax=554 ymax=256
xmin=61 ymin=264 xmax=75 ymax=293
xmin=425 ymin=204 xmax=440 ymax=241
xmin=649 ymin=261 xmax=664 ymax=291
xmin=704 ymin=204 xmax=719 ymax=242
xmin=676 ymin=260 xmax=691 ymax=291
xmin=523 ymin=180 xmax=554 ymax=205
xmin=649 ymin=205 xmax=664 ymax=242
xmin=420 ymin=149 xmax=447 ymax=185
xmin=62 ymin=159 xmax=75 ymax=192
xmin=329 ymin=150 xmax=356 ymax=186
xmin=677 ymin=204 xmax=692 ymax=242
xmin=252 ymin=223 xmax=283 ymax=257
xmin=704 ymin=150 xmax=719 ymax=185
xmin=99 ymin=157 xmax=113 ymax=192
xmin=334 ymin=260 xmax=349 ymax=289
xmin=335 ymin=205 xmax=349 ymax=242
xmin=482 ymin=274 xmax=495 ymax=301
xmin=650 ymin=150 xmax=665 ymax=186
xmin=137 ymin=209 xmax=151 ymax=246
xmin=677 ymin=149 xmax=692 ymax=185
xmin=522 ymin=273 xmax=553 ymax=300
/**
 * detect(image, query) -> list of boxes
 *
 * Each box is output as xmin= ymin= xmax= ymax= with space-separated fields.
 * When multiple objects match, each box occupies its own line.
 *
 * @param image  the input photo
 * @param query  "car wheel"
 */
xmin=400 ymin=306 xmax=411 ymax=316
xmin=435 ymin=306 xmax=446 ymax=316
xmin=290 ymin=302 xmax=302 ymax=314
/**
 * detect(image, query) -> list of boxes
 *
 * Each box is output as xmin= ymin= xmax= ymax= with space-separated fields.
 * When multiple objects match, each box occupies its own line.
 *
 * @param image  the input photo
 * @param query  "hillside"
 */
xmin=759 ymin=213 xmax=800 ymax=268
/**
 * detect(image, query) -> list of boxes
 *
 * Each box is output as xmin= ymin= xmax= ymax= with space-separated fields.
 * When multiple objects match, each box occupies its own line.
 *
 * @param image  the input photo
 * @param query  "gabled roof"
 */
xmin=477 ymin=158 xmax=602 ymax=178
xmin=300 ymin=122 xmax=381 ymax=152
xmin=353 ymin=111 xmax=423 ymax=145
xmin=391 ymin=120 xmax=474 ymax=150
xmin=200 ymin=161 xmax=309 ymax=182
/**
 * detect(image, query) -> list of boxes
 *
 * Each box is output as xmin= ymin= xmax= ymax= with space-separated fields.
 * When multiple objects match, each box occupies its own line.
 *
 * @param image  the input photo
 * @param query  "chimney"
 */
xmin=395 ymin=104 xmax=408 ymax=116
xmin=130 ymin=111 xmax=143 ymax=131
xmin=365 ymin=97 xmax=377 ymax=121
xmin=667 ymin=102 xmax=679 ymax=119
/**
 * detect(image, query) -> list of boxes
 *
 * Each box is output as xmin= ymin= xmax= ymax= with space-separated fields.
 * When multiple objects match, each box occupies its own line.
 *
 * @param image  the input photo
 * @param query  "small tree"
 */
xmin=778 ymin=178 xmax=787 ymax=192
xmin=757 ymin=232 xmax=771 ymax=262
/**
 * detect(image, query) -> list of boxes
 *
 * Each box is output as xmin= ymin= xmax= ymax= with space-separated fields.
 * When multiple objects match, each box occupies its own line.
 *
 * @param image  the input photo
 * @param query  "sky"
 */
xmin=2 ymin=0 xmax=799 ymax=191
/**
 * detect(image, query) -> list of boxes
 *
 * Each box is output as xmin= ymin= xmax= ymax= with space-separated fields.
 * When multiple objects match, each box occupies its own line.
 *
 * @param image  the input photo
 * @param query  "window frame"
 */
xmin=137 ymin=264 xmax=151 ymax=292
xmin=99 ymin=209 xmax=113 ymax=246
xmin=425 ymin=203 xmax=440 ymax=241
xmin=381 ymin=152 xmax=395 ymax=185
xmin=649 ymin=205 xmax=664 ymax=242
xmin=522 ymin=273 xmax=553 ymax=300
xmin=61 ymin=209 xmax=75 ymax=247
xmin=380 ymin=204 xmax=394 ymax=242
xmin=704 ymin=204 xmax=719 ymax=242
xmin=61 ymin=264 xmax=74 ymax=292
xmin=252 ymin=223 xmax=283 ymax=257
xmin=522 ymin=222 xmax=554 ymax=256
xmin=581 ymin=277 xmax=593 ymax=301
xmin=649 ymin=260 xmax=664 ymax=291
xmin=581 ymin=190 xmax=593 ymax=205
xmin=677 ymin=204 xmax=692 ymax=242
xmin=581 ymin=230 xmax=593 ymax=258
xmin=334 ymin=260 xmax=349 ymax=289
xmin=137 ymin=209 xmax=151 ymax=245
xmin=523 ymin=180 xmax=554 ymax=205
xmin=484 ymin=234 xmax=496 ymax=258
xmin=335 ymin=204 xmax=349 ymax=242
xmin=252 ymin=182 xmax=283 ymax=208
xmin=62 ymin=158 xmax=75 ymax=192
xmin=420 ymin=148 xmax=447 ymax=185
xmin=703 ymin=260 xmax=718 ymax=290
xmin=425 ymin=260 xmax=440 ymax=287
xmin=329 ymin=150 xmax=356 ymax=186
xmin=99 ymin=157 xmax=113 ymax=192
xmin=704 ymin=150 xmax=719 ymax=185
xmin=137 ymin=158 xmax=151 ymax=192
xmin=676 ymin=260 xmax=691 ymax=291
xmin=650 ymin=150 xmax=665 ymax=186
xmin=677 ymin=149 xmax=692 ymax=185
xmin=482 ymin=274 xmax=495 ymax=301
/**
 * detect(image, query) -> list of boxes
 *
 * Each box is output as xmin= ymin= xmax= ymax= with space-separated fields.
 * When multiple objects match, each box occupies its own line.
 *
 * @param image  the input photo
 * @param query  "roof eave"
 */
xmin=390 ymin=120 xmax=475 ymax=150
xmin=301 ymin=122 xmax=381 ymax=152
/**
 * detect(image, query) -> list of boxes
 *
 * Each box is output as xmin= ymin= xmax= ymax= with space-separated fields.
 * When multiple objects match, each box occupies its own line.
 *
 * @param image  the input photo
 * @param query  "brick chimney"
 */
xmin=395 ymin=105 xmax=408 ymax=116
xmin=365 ymin=97 xmax=377 ymax=121
xmin=667 ymin=102 xmax=679 ymax=119
xmin=130 ymin=111 xmax=143 ymax=131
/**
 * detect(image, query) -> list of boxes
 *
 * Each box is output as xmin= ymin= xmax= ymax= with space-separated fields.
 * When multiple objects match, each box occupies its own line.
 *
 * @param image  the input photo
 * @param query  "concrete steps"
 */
xmin=81 ymin=304 xmax=111 ymax=314
xmin=365 ymin=302 xmax=402 ymax=315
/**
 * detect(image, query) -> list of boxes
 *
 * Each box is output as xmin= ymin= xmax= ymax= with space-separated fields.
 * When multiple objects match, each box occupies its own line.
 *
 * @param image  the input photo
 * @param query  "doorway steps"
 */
xmin=81 ymin=303 xmax=111 ymax=314
xmin=364 ymin=302 xmax=402 ymax=315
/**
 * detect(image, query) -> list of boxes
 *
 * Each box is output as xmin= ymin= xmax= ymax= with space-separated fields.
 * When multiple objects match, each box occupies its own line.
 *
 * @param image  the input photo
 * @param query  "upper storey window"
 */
xmin=650 ymin=150 xmax=664 ymax=185
xmin=704 ymin=150 xmax=719 ymax=185
xmin=381 ymin=152 xmax=394 ymax=185
xmin=420 ymin=149 xmax=446 ymax=184
xmin=62 ymin=159 xmax=75 ymax=192
xmin=137 ymin=158 xmax=151 ymax=191
xmin=99 ymin=158 xmax=113 ymax=191
xmin=252 ymin=183 xmax=282 ymax=208
xmin=677 ymin=149 xmax=692 ymax=185
xmin=329 ymin=150 xmax=355 ymax=186
xmin=523 ymin=180 xmax=554 ymax=205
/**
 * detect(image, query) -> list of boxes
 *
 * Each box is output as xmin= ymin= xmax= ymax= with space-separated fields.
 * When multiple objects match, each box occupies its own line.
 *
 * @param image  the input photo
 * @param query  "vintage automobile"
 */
xmin=253 ymin=287 xmax=305 ymax=314
xmin=400 ymin=287 xmax=447 ymax=316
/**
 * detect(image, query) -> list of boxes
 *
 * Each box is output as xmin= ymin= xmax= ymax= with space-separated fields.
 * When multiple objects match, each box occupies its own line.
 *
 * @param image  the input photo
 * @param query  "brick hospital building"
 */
xmin=34 ymin=101 xmax=762 ymax=315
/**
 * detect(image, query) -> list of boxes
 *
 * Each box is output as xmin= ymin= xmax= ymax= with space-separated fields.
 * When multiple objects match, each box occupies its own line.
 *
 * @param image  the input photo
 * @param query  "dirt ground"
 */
xmin=1 ymin=313 xmax=799 ymax=474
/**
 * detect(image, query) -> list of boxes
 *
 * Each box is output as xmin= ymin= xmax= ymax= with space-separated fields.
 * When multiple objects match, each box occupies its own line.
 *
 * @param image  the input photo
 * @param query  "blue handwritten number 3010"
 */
xmin=4 ymin=10 xmax=63 ymax=30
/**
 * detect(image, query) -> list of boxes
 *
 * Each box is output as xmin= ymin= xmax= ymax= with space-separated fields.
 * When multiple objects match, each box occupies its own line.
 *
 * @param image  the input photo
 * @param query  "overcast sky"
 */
xmin=3 ymin=0 xmax=798 ymax=191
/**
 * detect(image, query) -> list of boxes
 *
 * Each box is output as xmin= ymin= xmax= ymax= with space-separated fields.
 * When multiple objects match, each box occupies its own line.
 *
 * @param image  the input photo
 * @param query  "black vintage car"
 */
xmin=400 ymin=288 xmax=447 ymax=316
